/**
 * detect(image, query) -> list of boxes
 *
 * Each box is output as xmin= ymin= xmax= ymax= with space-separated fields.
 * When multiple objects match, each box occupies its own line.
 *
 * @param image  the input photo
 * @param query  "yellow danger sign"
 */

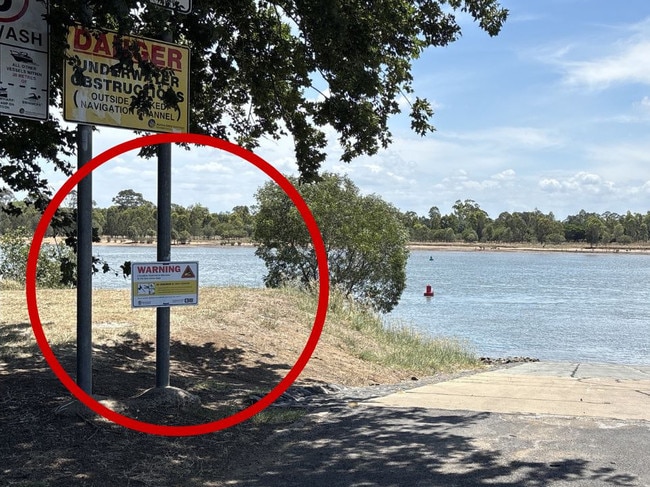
xmin=63 ymin=25 xmax=189 ymax=132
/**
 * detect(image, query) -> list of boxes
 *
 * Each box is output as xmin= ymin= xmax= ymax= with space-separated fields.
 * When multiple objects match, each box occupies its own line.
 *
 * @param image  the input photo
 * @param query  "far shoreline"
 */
xmin=407 ymin=241 xmax=650 ymax=254
xmin=40 ymin=237 xmax=650 ymax=254
xmin=86 ymin=238 xmax=650 ymax=254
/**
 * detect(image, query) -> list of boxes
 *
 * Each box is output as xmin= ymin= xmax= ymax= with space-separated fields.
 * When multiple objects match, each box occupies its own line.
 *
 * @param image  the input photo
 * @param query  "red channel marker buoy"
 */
xmin=424 ymin=285 xmax=434 ymax=297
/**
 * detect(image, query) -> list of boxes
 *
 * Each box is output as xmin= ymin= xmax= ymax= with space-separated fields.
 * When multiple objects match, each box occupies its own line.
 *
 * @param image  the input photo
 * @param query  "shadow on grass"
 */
xmin=0 ymin=321 xmax=294 ymax=485
xmin=0 ymin=321 xmax=646 ymax=487
xmin=4 ymin=327 xmax=290 ymax=421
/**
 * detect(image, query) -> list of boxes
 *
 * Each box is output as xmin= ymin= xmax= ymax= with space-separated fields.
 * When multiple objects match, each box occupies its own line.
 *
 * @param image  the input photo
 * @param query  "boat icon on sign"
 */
xmin=10 ymin=50 xmax=35 ymax=64
xmin=0 ymin=87 xmax=7 ymax=98
xmin=137 ymin=283 xmax=155 ymax=295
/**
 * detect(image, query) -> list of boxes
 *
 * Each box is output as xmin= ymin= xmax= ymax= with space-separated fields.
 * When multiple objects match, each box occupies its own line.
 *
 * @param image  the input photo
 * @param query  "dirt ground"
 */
xmin=1 ymin=287 xmax=454 ymax=486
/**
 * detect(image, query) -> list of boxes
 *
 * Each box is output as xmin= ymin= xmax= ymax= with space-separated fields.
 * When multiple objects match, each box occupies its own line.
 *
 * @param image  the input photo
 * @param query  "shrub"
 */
xmin=0 ymin=228 xmax=75 ymax=288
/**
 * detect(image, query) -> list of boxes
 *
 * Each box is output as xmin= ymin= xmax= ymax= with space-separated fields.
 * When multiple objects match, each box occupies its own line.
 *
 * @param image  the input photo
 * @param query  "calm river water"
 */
xmin=92 ymin=245 xmax=650 ymax=365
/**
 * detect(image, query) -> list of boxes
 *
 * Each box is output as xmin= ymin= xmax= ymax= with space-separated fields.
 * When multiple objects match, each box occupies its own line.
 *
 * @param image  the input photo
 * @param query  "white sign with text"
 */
xmin=0 ymin=0 xmax=49 ymax=120
xmin=131 ymin=261 xmax=199 ymax=308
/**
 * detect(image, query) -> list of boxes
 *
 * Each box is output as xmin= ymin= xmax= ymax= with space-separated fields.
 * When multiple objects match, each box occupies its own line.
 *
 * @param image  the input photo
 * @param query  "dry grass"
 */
xmin=0 ymin=283 xmax=481 ymax=486
xmin=285 ymin=285 xmax=479 ymax=374
xmin=1 ymin=284 xmax=478 ymax=386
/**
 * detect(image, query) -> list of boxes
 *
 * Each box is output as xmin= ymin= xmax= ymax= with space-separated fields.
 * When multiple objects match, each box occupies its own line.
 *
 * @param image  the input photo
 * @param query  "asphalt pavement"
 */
xmin=229 ymin=362 xmax=650 ymax=486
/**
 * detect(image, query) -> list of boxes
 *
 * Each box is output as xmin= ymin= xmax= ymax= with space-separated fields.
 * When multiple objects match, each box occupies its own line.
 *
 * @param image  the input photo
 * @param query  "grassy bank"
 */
xmin=320 ymin=287 xmax=478 ymax=373
xmin=1 ymin=282 xmax=479 ymax=383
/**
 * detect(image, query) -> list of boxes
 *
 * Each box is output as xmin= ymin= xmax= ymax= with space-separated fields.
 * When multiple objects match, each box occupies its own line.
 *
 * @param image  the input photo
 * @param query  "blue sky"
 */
xmin=47 ymin=0 xmax=650 ymax=220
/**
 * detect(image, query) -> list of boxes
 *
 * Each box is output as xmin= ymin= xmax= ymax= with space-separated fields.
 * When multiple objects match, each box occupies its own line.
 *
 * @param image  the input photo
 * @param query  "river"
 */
xmin=90 ymin=245 xmax=650 ymax=365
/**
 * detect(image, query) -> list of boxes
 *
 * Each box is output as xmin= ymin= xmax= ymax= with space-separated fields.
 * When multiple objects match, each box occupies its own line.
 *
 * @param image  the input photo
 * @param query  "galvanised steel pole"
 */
xmin=156 ymin=28 xmax=173 ymax=387
xmin=76 ymin=123 xmax=93 ymax=394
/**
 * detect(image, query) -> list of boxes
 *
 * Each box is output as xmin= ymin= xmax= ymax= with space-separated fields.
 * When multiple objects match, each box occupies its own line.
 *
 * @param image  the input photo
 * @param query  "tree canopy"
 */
xmin=5 ymin=188 xmax=649 ymax=249
xmin=111 ymin=189 xmax=149 ymax=209
xmin=398 ymin=200 xmax=650 ymax=246
xmin=253 ymin=173 xmax=409 ymax=313
xmin=0 ymin=0 xmax=508 ymax=213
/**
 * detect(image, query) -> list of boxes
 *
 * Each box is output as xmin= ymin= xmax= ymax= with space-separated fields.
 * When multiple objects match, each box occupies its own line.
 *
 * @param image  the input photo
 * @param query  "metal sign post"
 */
xmin=61 ymin=8 xmax=189 ymax=392
xmin=155 ymin=28 xmax=175 ymax=389
xmin=156 ymin=140 xmax=172 ymax=388
xmin=76 ymin=124 xmax=93 ymax=394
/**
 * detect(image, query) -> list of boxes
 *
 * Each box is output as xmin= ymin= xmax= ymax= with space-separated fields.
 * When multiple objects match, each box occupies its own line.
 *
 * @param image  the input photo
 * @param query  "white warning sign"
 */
xmin=131 ymin=261 xmax=198 ymax=308
xmin=0 ymin=0 xmax=49 ymax=120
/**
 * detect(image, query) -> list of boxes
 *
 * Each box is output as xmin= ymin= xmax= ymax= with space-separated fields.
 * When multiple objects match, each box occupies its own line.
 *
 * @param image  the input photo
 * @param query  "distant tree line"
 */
xmin=0 ymin=189 xmax=255 ymax=245
xmin=97 ymin=189 xmax=255 ymax=245
xmin=2 ymin=189 xmax=650 ymax=247
xmin=401 ymin=199 xmax=650 ymax=246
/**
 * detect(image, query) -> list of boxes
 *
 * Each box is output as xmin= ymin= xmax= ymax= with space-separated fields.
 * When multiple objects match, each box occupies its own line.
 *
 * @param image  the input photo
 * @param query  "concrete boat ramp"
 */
xmin=234 ymin=362 xmax=650 ymax=486
xmin=366 ymin=362 xmax=650 ymax=421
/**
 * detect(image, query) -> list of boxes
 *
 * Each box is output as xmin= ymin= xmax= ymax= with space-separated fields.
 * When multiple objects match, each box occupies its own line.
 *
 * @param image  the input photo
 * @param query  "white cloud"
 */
xmin=538 ymin=172 xmax=614 ymax=195
xmin=434 ymin=169 xmax=513 ymax=193
xmin=539 ymin=178 xmax=562 ymax=191
xmin=185 ymin=161 xmax=232 ymax=173
xmin=618 ymin=95 xmax=650 ymax=122
xmin=492 ymin=169 xmax=516 ymax=181
xmin=563 ymin=42 xmax=650 ymax=89
xmin=445 ymin=126 xmax=564 ymax=151
xmin=385 ymin=171 xmax=408 ymax=183
xmin=556 ymin=18 xmax=650 ymax=90
xmin=364 ymin=163 xmax=383 ymax=174
xmin=529 ymin=170 xmax=650 ymax=218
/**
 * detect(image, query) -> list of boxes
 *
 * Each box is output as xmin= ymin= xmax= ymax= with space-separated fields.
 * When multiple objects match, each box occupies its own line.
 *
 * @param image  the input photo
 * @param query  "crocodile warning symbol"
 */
xmin=181 ymin=265 xmax=195 ymax=278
